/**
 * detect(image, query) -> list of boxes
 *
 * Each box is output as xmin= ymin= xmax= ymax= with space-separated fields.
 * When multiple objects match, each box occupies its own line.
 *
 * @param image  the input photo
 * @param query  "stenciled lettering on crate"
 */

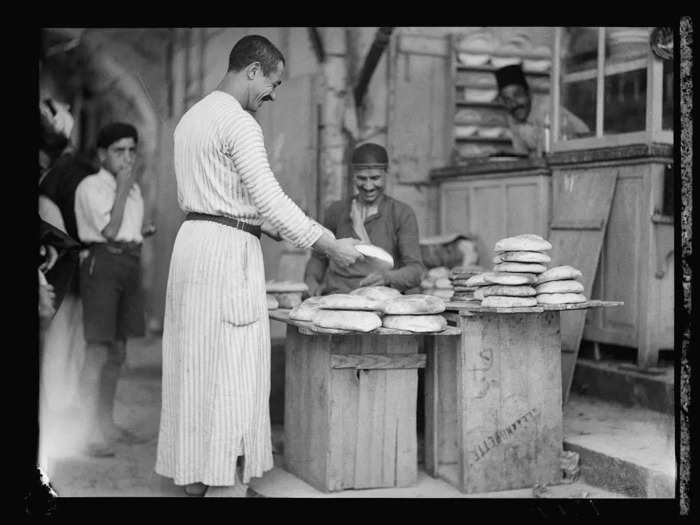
xmin=469 ymin=407 xmax=540 ymax=463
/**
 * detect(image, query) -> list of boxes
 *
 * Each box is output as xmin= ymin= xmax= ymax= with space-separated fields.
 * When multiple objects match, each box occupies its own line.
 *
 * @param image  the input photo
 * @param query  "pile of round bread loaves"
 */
xmin=420 ymin=267 xmax=454 ymax=300
xmin=449 ymin=264 xmax=486 ymax=302
xmin=464 ymin=234 xmax=587 ymax=307
xmin=266 ymin=280 xmax=309 ymax=309
xmin=288 ymin=286 xmax=447 ymax=333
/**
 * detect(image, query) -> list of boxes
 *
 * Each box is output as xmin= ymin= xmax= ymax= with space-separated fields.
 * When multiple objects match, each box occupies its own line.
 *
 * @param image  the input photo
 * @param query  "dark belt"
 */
xmin=87 ymin=241 xmax=142 ymax=256
xmin=185 ymin=212 xmax=261 ymax=239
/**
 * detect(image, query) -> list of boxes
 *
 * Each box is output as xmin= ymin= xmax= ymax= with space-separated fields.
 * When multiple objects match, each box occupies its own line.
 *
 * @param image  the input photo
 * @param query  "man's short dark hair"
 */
xmin=228 ymin=35 xmax=285 ymax=76
xmin=96 ymin=122 xmax=139 ymax=150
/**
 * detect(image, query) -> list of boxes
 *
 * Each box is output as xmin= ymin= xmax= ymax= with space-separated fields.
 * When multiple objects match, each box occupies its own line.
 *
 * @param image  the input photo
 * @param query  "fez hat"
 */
xmin=494 ymin=64 xmax=529 ymax=91
xmin=97 ymin=122 xmax=139 ymax=149
xmin=351 ymin=143 xmax=388 ymax=169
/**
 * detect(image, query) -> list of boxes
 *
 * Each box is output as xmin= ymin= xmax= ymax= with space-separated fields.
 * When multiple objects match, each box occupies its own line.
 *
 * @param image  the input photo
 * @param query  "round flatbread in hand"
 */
xmin=480 ymin=285 xmax=537 ymax=297
xmin=318 ymin=294 xmax=381 ymax=311
xmin=535 ymin=265 xmax=583 ymax=284
xmin=535 ymin=279 xmax=584 ymax=294
xmin=494 ymin=234 xmax=552 ymax=253
xmin=481 ymin=296 xmax=538 ymax=308
xmin=381 ymin=294 xmax=446 ymax=315
xmin=536 ymin=293 xmax=587 ymax=304
xmin=484 ymin=272 xmax=537 ymax=285
xmin=350 ymin=286 xmax=401 ymax=302
xmin=383 ymin=315 xmax=447 ymax=333
xmin=493 ymin=251 xmax=551 ymax=264
xmin=312 ymin=310 xmax=382 ymax=332
xmin=493 ymin=262 xmax=547 ymax=274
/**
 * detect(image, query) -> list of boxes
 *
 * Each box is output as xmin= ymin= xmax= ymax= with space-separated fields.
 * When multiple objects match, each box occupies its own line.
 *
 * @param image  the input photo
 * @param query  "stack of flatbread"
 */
xmin=266 ymin=280 xmax=308 ymax=309
xmin=467 ymin=234 xmax=553 ymax=308
xmin=449 ymin=264 xmax=486 ymax=302
xmin=534 ymin=265 xmax=587 ymax=304
xmin=420 ymin=267 xmax=454 ymax=300
xmin=307 ymin=292 xmax=385 ymax=333
xmin=379 ymin=294 xmax=447 ymax=333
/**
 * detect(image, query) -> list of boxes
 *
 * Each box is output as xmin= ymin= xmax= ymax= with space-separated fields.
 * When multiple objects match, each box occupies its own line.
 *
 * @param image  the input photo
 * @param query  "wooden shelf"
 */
xmin=455 ymin=136 xmax=511 ymax=143
xmin=562 ymin=57 xmax=648 ymax=83
xmin=457 ymin=64 xmax=550 ymax=76
xmin=456 ymin=100 xmax=502 ymax=109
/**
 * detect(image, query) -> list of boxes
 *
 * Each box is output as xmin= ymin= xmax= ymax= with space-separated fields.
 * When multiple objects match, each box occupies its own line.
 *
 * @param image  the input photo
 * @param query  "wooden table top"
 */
xmin=444 ymin=299 xmax=624 ymax=314
xmin=268 ymin=309 xmax=461 ymax=336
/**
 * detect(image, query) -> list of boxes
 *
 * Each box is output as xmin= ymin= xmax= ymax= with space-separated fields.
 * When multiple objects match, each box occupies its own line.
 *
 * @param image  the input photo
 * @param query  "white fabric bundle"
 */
xmin=535 ymin=265 xmax=583 ymax=284
xmin=318 ymin=293 xmax=381 ymax=311
xmin=481 ymin=296 xmax=538 ymax=308
xmin=484 ymin=272 xmax=537 ymax=285
xmin=381 ymin=294 xmax=446 ymax=315
xmin=350 ymin=286 xmax=401 ymax=302
xmin=536 ymin=293 xmax=587 ymax=305
xmin=493 ymin=262 xmax=547 ymax=274
xmin=480 ymin=285 xmax=537 ymax=297
xmin=494 ymin=234 xmax=552 ymax=252
xmin=382 ymin=315 xmax=447 ymax=333
xmin=312 ymin=310 xmax=382 ymax=332
xmin=535 ymin=280 xmax=584 ymax=294
xmin=493 ymin=251 xmax=551 ymax=264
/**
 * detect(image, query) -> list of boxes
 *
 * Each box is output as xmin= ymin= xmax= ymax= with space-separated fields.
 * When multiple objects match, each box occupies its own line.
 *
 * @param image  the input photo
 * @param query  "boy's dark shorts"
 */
xmin=79 ymin=244 xmax=145 ymax=344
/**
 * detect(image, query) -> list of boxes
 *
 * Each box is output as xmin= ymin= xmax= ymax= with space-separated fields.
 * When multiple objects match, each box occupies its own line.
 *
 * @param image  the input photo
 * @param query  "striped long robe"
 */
xmin=155 ymin=91 xmax=323 ymax=486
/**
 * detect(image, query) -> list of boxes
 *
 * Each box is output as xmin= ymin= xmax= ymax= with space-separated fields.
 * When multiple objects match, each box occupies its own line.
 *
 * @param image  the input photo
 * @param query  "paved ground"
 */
xmin=42 ymin=336 xmax=675 ymax=499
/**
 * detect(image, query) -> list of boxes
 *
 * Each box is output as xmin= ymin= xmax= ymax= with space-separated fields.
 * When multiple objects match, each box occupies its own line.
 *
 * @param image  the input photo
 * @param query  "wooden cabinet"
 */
xmin=548 ymin=145 xmax=674 ymax=368
xmin=431 ymin=160 xmax=551 ymax=265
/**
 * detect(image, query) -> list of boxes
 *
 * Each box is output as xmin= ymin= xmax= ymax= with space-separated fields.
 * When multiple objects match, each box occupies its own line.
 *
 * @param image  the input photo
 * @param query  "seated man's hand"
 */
xmin=359 ymin=271 xmax=387 ymax=288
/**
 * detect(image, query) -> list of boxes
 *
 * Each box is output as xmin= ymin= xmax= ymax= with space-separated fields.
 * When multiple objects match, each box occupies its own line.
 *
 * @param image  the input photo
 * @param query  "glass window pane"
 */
xmin=560 ymin=27 xmax=597 ymax=140
xmin=603 ymin=27 xmax=650 ymax=135
xmin=662 ymin=58 xmax=673 ymax=130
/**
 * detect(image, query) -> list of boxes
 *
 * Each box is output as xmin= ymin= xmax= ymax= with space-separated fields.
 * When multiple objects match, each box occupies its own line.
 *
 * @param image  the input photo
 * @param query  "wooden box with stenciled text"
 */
xmin=424 ymin=309 xmax=564 ymax=493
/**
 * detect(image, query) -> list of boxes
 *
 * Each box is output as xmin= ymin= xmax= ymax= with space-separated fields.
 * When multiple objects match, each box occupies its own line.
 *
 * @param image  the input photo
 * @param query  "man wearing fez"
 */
xmin=494 ymin=63 xmax=589 ymax=156
xmin=74 ymin=122 xmax=152 ymax=457
xmin=305 ymin=142 xmax=425 ymax=295
xmin=155 ymin=35 xmax=362 ymax=498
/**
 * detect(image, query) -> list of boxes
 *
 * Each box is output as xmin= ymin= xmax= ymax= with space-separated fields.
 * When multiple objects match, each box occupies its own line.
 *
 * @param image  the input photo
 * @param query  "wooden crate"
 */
xmin=283 ymin=326 xmax=423 ymax=491
xmin=425 ymin=311 xmax=564 ymax=493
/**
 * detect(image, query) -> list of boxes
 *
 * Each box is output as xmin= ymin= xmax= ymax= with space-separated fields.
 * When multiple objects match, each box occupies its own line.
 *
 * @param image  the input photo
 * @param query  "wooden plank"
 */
xmin=550 ymin=218 xmax=605 ymax=230
xmin=354 ymin=368 xmax=384 ymax=488
xmin=539 ymin=300 xmax=624 ymax=311
xmin=388 ymin=336 xmax=419 ymax=487
xmin=423 ymin=336 xmax=439 ymax=476
xmin=548 ymin=168 xmax=618 ymax=403
xmin=283 ymin=326 xmax=302 ymax=470
xmin=437 ymin=335 xmax=460 ymax=467
xmin=330 ymin=353 xmax=426 ymax=370
xmin=306 ymin=335 xmax=331 ymax=491
xmin=528 ymin=312 xmax=563 ymax=486
xmin=457 ymin=314 xmax=502 ymax=493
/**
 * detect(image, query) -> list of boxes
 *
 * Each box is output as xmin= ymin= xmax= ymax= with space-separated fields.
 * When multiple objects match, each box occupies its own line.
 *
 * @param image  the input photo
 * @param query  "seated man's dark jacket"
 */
xmin=305 ymin=195 xmax=425 ymax=294
xmin=39 ymin=218 xmax=81 ymax=310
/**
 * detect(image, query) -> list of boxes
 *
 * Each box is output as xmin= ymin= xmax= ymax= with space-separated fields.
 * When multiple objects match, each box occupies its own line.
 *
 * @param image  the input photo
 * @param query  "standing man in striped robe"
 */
xmin=155 ymin=35 xmax=363 ymax=498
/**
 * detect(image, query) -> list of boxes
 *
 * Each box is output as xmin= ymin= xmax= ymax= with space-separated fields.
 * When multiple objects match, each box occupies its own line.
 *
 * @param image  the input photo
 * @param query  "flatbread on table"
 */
xmin=536 ymin=293 xmax=587 ymax=304
xmin=272 ymin=292 xmax=302 ymax=309
xmin=381 ymin=294 xmax=446 ymax=315
xmin=382 ymin=314 xmax=447 ymax=333
xmin=318 ymin=293 xmax=382 ymax=311
xmin=465 ymin=272 xmax=498 ymax=287
xmin=266 ymin=295 xmax=279 ymax=310
xmin=480 ymin=285 xmax=537 ymax=297
xmin=534 ymin=265 xmax=583 ymax=285
xmin=481 ymin=295 xmax=538 ymax=308
xmin=535 ymin=279 xmax=584 ymax=294
xmin=312 ymin=309 xmax=382 ymax=332
xmin=483 ymin=272 xmax=537 ymax=285
xmin=350 ymin=286 xmax=401 ymax=302
xmin=493 ymin=251 xmax=551 ymax=264
xmin=494 ymin=234 xmax=552 ymax=253
xmin=493 ymin=262 xmax=547 ymax=274
xmin=265 ymin=280 xmax=309 ymax=293
xmin=434 ymin=277 xmax=453 ymax=290
xmin=288 ymin=302 xmax=320 ymax=322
